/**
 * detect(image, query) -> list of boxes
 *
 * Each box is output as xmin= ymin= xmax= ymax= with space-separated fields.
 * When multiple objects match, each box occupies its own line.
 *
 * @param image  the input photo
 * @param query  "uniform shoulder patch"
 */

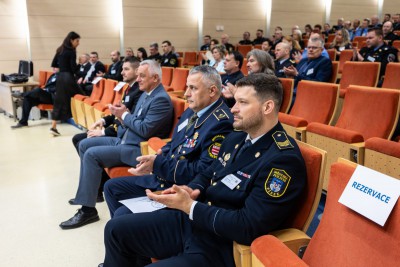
xmin=265 ymin=168 xmax=291 ymax=197
xmin=208 ymin=135 xmax=225 ymax=159
xmin=213 ymin=109 xmax=229 ymax=121
xmin=272 ymin=131 xmax=294 ymax=150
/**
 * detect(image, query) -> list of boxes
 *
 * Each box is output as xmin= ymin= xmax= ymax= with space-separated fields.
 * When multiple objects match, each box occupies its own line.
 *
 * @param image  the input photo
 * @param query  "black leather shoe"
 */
xmin=59 ymin=209 xmax=99 ymax=229
xmin=68 ymin=195 xmax=104 ymax=205
xmin=11 ymin=123 xmax=28 ymax=129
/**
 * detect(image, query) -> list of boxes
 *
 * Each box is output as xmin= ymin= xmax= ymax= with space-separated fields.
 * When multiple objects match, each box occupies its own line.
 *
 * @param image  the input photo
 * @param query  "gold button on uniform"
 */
xmin=160 ymin=184 xmax=164 ymax=188
xmin=236 ymin=185 xmax=240 ymax=189
xmin=208 ymin=201 xmax=212 ymax=206
xmin=212 ymin=182 xmax=217 ymax=186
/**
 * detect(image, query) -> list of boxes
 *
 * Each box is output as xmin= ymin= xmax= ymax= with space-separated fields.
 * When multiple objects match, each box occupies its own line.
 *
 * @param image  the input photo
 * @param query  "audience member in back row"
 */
xmin=125 ymin=47 xmax=134 ymax=57
xmin=329 ymin=28 xmax=352 ymax=59
xmin=221 ymin=51 xmax=244 ymax=107
xmin=382 ymin=21 xmax=400 ymax=46
xmin=353 ymin=28 xmax=399 ymax=81
xmin=148 ymin=42 xmax=162 ymax=63
xmin=59 ymin=59 xmax=174 ymax=230
xmin=160 ymin=40 xmax=178 ymax=67
xmin=284 ymin=36 xmax=332 ymax=102
xmin=96 ymin=50 xmax=123 ymax=81
xmin=70 ymin=56 xmax=144 ymax=203
xmin=100 ymin=73 xmax=306 ymax=267
xmin=200 ymin=35 xmax=212 ymax=51
xmin=221 ymin=33 xmax=235 ymax=52
xmin=79 ymin=51 xmax=106 ymax=96
xmin=222 ymin=49 xmax=275 ymax=106
xmin=239 ymin=31 xmax=253 ymax=45
xmin=253 ymin=29 xmax=268 ymax=45
xmin=50 ymin=31 xmax=85 ymax=136
xmin=75 ymin=53 xmax=91 ymax=83
xmin=136 ymin=47 xmax=148 ymax=62
xmin=274 ymin=42 xmax=295 ymax=78
xmin=11 ymin=72 xmax=57 ymax=129
xmin=209 ymin=45 xmax=226 ymax=73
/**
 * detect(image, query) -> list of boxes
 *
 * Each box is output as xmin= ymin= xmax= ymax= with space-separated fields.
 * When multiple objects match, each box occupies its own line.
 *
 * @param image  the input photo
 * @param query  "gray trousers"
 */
xmin=74 ymin=136 xmax=141 ymax=207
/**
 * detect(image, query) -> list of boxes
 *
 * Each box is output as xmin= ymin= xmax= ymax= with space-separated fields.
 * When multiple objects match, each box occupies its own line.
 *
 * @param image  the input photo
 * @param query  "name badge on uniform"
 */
xmin=178 ymin=119 xmax=188 ymax=132
xmin=306 ymin=68 xmax=314 ymax=75
xmin=80 ymin=67 xmax=84 ymax=71
xmin=125 ymin=95 xmax=130 ymax=102
xmin=164 ymin=58 xmax=169 ymax=63
xmin=221 ymin=174 xmax=241 ymax=190
xmin=111 ymin=69 xmax=116 ymax=74
xmin=367 ymin=56 xmax=376 ymax=62
xmin=339 ymin=46 xmax=345 ymax=52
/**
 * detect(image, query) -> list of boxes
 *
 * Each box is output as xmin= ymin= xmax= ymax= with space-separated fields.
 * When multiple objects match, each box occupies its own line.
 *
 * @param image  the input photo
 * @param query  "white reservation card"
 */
xmin=119 ymin=196 xmax=166 ymax=213
xmin=92 ymin=76 xmax=103 ymax=84
xmin=338 ymin=165 xmax=400 ymax=226
xmin=114 ymin=81 xmax=127 ymax=91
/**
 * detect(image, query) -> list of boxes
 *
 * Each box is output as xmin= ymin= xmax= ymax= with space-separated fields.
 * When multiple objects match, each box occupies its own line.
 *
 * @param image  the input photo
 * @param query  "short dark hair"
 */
xmin=368 ymin=28 xmax=383 ymax=37
xmin=90 ymin=51 xmax=99 ymax=57
xmin=257 ymin=29 xmax=264 ymax=33
xmin=228 ymin=51 xmax=244 ymax=69
xmin=123 ymin=56 xmax=140 ymax=69
xmin=162 ymin=40 xmax=172 ymax=46
xmin=314 ymin=24 xmax=322 ymax=30
xmin=236 ymin=73 xmax=283 ymax=112
xmin=204 ymin=35 xmax=211 ymax=39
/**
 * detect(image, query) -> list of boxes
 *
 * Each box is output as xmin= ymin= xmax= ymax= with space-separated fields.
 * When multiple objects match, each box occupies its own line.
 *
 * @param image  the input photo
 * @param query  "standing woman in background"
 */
xmin=50 ymin=31 xmax=84 ymax=136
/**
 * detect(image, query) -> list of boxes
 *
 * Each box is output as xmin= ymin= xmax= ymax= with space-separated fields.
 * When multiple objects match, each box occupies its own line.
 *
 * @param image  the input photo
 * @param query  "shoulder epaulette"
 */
xmin=272 ymin=131 xmax=294 ymax=150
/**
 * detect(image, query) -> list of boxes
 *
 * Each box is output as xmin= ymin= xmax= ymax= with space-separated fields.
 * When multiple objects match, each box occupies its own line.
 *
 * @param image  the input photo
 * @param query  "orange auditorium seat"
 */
xmin=353 ymin=36 xmax=367 ymax=48
xmin=161 ymin=67 xmax=174 ymax=87
xmin=241 ymin=58 xmax=248 ymax=76
xmin=330 ymin=61 xmax=339 ymax=83
xmin=327 ymin=49 xmax=336 ymax=61
xmin=251 ymin=160 xmax=400 ymax=267
xmin=237 ymin=45 xmax=252 ymax=57
xmin=337 ymin=49 xmax=354 ymax=74
xmin=279 ymin=81 xmax=339 ymax=142
xmin=83 ymin=79 xmax=117 ymax=128
xmin=382 ymin=63 xmax=400 ymax=89
xmin=165 ymin=68 xmax=190 ymax=92
xmin=306 ymin=85 xmax=400 ymax=189
xmin=392 ymin=40 xmax=400 ymax=50
xmin=182 ymin=52 xmax=197 ymax=67
xmin=364 ymin=137 xmax=400 ymax=179
xmin=278 ymin=78 xmax=294 ymax=114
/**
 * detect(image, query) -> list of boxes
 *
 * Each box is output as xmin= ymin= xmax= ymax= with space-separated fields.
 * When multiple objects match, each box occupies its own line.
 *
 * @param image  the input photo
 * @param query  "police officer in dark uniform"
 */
xmin=274 ymin=42 xmax=295 ymax=78
xmin=70 ymin=56 xmax=143 ymax=203
xmin=160 ymin=40 xmax=178 ymax=68
xmin=382 ymin=21 xmax=400 ymax=47
xmin=103 ymin=65 xmax=233 ymax=218
xmin=96 ymin=50 xmax=123 ymax=81
xmin=353 ymin=28 xmax=399 ymax=79
xmin=100 ymin=73 xmax=306 ymax=267
xmin=148 ymin=42 xmax=162 ymax=64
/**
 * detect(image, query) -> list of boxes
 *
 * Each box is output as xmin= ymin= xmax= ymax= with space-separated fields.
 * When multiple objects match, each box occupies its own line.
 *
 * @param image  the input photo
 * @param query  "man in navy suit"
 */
xmin=103 ymin=65 xmax=234 ymax=218
xmin=59 ymin=59 xmax=173 ymax=229
xmin=100 ymin=73 xmax=307 ymax=267
xmin=284 ymin=36 xmax=332 ymax=104
xmin=79 ymin=51 xmax=106 ymax=95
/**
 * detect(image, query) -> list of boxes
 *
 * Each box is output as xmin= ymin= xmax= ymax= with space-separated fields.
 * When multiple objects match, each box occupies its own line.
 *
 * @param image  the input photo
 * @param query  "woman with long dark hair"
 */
xmin=136 ymin=47 xmax=148 ymax=61
xmin=50 ymin=31 xmax=84 ymax=135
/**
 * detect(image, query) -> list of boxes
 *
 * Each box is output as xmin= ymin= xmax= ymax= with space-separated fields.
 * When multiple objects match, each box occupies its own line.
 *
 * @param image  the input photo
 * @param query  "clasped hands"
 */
xmin=108 ymin=102 xmax=128 ymax=120
xmin=146 ymin=185 xmax=201 ymax=215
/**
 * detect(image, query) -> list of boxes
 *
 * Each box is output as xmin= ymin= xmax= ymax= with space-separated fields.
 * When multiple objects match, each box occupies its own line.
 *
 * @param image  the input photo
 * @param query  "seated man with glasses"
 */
xmin=283 ymin=36 xmax=332 ymax=104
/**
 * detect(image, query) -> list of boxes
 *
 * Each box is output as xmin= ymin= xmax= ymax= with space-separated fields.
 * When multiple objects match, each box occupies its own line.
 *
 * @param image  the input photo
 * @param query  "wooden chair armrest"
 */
xmin=269 ymin=228 xmax=311 ymax=256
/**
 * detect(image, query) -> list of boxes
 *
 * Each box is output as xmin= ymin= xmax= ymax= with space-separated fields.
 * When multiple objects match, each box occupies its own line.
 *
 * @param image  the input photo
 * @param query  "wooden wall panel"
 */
xmin=330 ymin=0 xmax=378 ymax=27
xmin=27 ymin=0 xmax=120 ymax=79
xmin=123 ymin=0 xmax=198 ymax=53
xmin=382 ymin=0 xmax=399 ymax=17
xmin=0 ymin=0 xmax=29 ymax=74
xmin=272 ymin=0 xmax=325 ymax=37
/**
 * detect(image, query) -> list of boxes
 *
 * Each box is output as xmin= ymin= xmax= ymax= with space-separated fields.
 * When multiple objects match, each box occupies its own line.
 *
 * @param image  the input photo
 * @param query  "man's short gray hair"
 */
xmin=189 ymin=65 xmax=222 ymax=93
xmin=140 ymin=59 xmax=162 ymax=80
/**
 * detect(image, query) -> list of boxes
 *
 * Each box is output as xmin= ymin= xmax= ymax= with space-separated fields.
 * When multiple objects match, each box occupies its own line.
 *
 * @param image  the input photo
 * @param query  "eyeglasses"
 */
xmin=307 ymin=46 xmax=322 ymax=50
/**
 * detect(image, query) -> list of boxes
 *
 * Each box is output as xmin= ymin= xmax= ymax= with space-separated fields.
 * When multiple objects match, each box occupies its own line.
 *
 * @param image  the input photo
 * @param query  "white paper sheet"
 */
xmin=119 ymin=196 xmax=166 ymax=213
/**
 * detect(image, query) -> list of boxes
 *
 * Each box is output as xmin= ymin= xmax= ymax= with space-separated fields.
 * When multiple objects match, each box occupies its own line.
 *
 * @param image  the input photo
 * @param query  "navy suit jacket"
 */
xmin=187 ymin=123 xmax=306 ymax=266
xmin=87 ymin=61 xmax=106 ymax=82
xmin=294 ymin=56 xmax=332 ymax=90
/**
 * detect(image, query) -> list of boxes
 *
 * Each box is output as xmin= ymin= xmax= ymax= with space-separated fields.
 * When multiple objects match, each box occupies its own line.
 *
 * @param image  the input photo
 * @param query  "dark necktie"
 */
xmin=185 ymin=113 xmax=198 ymax=133
xmin=235 ymin=139 xmax=252 ymax=160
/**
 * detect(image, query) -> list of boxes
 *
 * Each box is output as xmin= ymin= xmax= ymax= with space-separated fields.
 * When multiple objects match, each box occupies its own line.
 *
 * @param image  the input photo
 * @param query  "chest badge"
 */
xmin=224 ymin=153 xmax=231 ymax=162
xmin=193 ymin=132 xmax=199 ymax=140
xmin=255 ymin=152 xmax=260 ymax=158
